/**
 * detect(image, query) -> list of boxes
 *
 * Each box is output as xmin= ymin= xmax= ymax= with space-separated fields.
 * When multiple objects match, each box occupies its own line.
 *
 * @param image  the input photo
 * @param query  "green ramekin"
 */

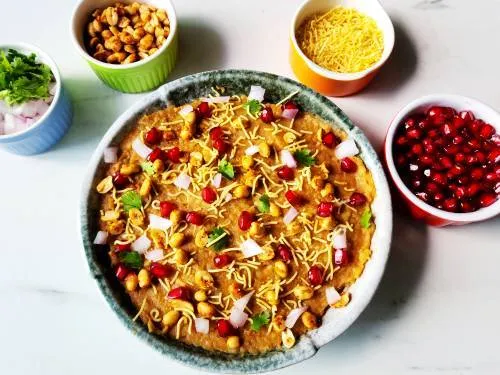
xmin=71 ymin=0 xmax=178 ymax=93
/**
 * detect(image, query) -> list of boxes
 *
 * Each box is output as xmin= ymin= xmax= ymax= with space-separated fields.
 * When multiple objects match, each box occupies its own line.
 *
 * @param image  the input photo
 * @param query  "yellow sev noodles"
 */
xmin=296 ymin=7 xmax=384 ymax=74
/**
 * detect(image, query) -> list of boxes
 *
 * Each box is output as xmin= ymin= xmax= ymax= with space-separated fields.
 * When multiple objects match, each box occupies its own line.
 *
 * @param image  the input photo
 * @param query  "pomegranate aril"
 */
xmin=214 ymin=254 xmax=232 ymax=268
xmin=479 ymin=193 xmax=497 ymax=207
xmin=487 ymin=149 xmax=500 ymax=164
xmin=431 ymin=171 xmax=446 ymax=185
xmin=485 ymin=171 xmax=498 ymax=183
xmin=150 ymin=263 xmax=171 ymax=279
xmin=115 ymin=243 xmax=131 ymax=252
xmin=419 ymin=155 xmax=433 ymax=166
xmin=349 ymin=192 xmax=367 ymax=206
xmin=396 ymin=136 xmax=408 ymax=147
xmin=285 ymin=190 xmax=302 ymax=206
xmin=277 ymin=166 xmax=294 ymax=180
xmin=440 ymin=156 xmax=453 ymax=169
xmin=145 ymin=127 xmax=162 ymax=145
xmin=277 ymin=244 xmax=292 ymax=262
xmin=334 ymin=249 xmax=349 ymax=266
xmin=216 ymin=319 xmax=234 ymax=337
xmin=470 ymin=168 xmax=484 ymax=181
xmin=317 ymin=201 xmax=335 ymax=217
xmin=282 ymin=101 xmax=300 ymax=111
xmin=404 ymin=117 xmax=417 ymax=129
xmin=322 ymin=132 xmax=336 ymax=148
xmin=459 ymin=110 xmax=475 ymax=123
xmin=167 ymin=286 xmax=190 ymax=300
xmin=160 ymin=201 xmax=176 ymax=218
xmin=467 ymin=138 xmax=481 ymax=149
xmin=340 ymin=157 xmax=358 ymax=173
xmin=210 ymin=126 xmax=224 ymax=141
xmin=443 ymin=198 xmax=458 ymax=212
xmin=260 ymin=106 xmax=275 ymax=123
xmin=479 ymin=124 xmax=495 ymax=139
xmin=452 ymin=135 xmax=464 ymax=145
xmin=457 ymin=175 xmax=470 ymax=185
xmin=115 ymin=264 xmax=129 ymax=280
xmin=186 ymin=212 xmax=203 ymax=225
xmin=454 ymin=152 xmax=465 ymax=164
xmin=454 ymin=186 xmax=467 ymax=200
xmin=452 ymin=116 xmax=466 ymax=129
xmin=147 ymin=147 xmax=165 ymax=162
xmin=166 ymin=146 xmax=181 ymax=163
xmin=411 ymin=143 xmax=424 ymax=156
xmin=213 ymin=138 xmax=228 ymax=154
xmin=442 ymin=123 xmax=454 ymax=136
xmin=113 ymin=173 xmax=129 ymax=189
xmin=433 ymin=192 xmax=445 ymax=202
xmin=201 ymin=186 xmax=217 ymax=203
xmin=197 ymin=102 xmax=212 ymax=119
xmin=238 ymin=211 xmax=254 ymax=231
xmin=308 ymin=266 xmax=323 ymax=286
xmin=460 ymin=201 xmax=475 ymax=213
xmin=475 ymin=151 xmax=487 ymax=164
xmin=407 ymin=128 xmax=422 ymax=140
xmin=466 ymin=183 xmax=482 ymax=197
xmin=426 ymin=182 xmax=440 ymax=194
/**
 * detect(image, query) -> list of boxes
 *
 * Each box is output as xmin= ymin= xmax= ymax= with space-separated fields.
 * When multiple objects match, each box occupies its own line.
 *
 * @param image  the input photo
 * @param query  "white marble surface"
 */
xmin=1 ymin=0 xmax=499 ymax=374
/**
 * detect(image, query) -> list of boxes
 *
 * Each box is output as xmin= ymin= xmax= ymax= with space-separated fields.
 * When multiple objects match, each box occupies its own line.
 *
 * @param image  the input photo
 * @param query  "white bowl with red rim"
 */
xmin=384 ymin=94 xmax=500 ymax=227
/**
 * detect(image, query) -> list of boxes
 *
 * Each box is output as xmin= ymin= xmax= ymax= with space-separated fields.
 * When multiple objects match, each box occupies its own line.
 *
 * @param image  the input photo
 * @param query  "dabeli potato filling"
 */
xmin=93 ymin=86 xmax=376 ymax=354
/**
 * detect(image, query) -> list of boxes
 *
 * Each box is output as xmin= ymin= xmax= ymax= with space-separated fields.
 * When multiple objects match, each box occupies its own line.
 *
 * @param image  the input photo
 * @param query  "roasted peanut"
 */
xmin=123 ymin=53 xmax=138 ymax=64
xmin=194 ymin=228 xmax=208 ymax=247
xmin=138 ymin=269 xmax=151 ymax=288
xmin=106 ymin=7 xmax=119 ymax=26
xmin=269 ymin=203 xmax=281 ymax=217
xmin=104 ymin=35 xmax=122 ymax=52
xmin=320 ymin=183 xmax=334 ymax=199
xmin=197 ymin=302 xmax=216 ymax=318
xmin=101 ymin=210 xmax=120 ymax=222
xmin=162 ymin=310 xmax=180 ymax=327
xmin=106 ymin=52 xmax=127 ymax=64
xmin=241 ymin=155 xmax=254 ymax=170
xmin=249 ymin=222 xmax=264 ymax=237
xmin=109 ymin=26 xmax=120 ymax=36
xmin=89 ymin=37 xmax=100 ymax=48
xmin=228 ymin=281 xmax=243 ymax=298
xmin=282 ymin=328 xmax=295 ymax=349
xmin=169 ymin=233 xmax=185 ymax=248
xmin=194 ymin=270 xmax=214 ymax=290
xmin=258 ymin=142 xmax=271 ymax=158
xmin=257 ymin=246 xmax=275 ymax=261
xmin=283 ymin=132 xmax=296 ymax=144
xmin=293 ymin=285 xmax=313 ymax=300
xmin=153 ymin=159 xmax=164 ymax=173
xmin=139 ymin=177 xmax=152 ymax=197
xmin=264 ymin=290 xmax=278 ymax=305
xmin=301 ymin=311 xmax=318 ymax=329
xmin=96 ymin=176 xmax=113 ymax=194
xmin=120 ymin=163 xmax=140 ymax=176
xmin=128 ymin=208 xmax=144 ymax=226
xmin=311 ymin=176 xmax=325 ymax=190
xmin=194 ymin=290 xmax=207 ymax=302
xmin=139 ymin=33 xmax=154 ymax=50
xmin=169 ymin=209 xmax=182 ymax=225
xmin=242 ymin=169 xmax=257 ymax=187
xmin=189 ymin=151 xmax=203 ymax=167
xmin=174 ymin=249 xmax=189 ymax=265
xmin=108 ymin=220 xmax=125 ymax=235
xmin=124 ymin=273 xmax=138 ymax=291
xmin=274 ymin=260 xmax=288 ymax=279
xmin=227 ymin=336 xmax=240 ymax=351
xmin=233 ymin=185 xmax=250 ymax=199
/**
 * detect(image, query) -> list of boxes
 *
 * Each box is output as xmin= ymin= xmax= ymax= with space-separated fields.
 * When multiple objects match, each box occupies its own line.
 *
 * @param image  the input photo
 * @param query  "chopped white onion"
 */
xmin=131 ymin=234 xmax=151 ymax=253
xmin=332 ymin=230 xmax=347 ymax=249
xmin=280 ymin=149 xmax=297 ymax=168
xmin=248 ymin=85 xmax=265 ymax=102
xmin=283 ymin=207 xmax=298 ymax=225
xmin=285 ymin=306 xmax=308 ymax=328
xmin=212 ymin=173 xmax=222 ymax=188
xmin=326 ymin=287 xmax=341 ymax=305
xmin=194 ymin=317 xmax=210 ymax=334
xmin=229 ymin=308 xmax=249 ymax=329
xmin=3 ymin=113 xmax=28 ymax=135
xmin=335 ymin=139 xmax=359 ymax=159
xmin=241 ymin=239 xmax=264 ymax=258
xmin=174 ymin=173 xmax=191 ymax=190
xmin=409 ymin=164 xmax=418 ymax=171
xmin=148 ymin=214 xmax=172 ymax=231
xmin=104 ymin=147 xmax=118 ymax=163
xmin=233 ymin=291 xmax=254 ymax=312
xmin=132 ymin=138 xmax=152 ymax=159
xmin=201 ymin=96 xmax=230 ymax=103
xmin=225 ymin=193 xmax=232 ymax=202
xmin=145 ymin=248 xmax=164 ymax=262
xmin=245 ymin=145 xmax=259 ymax=156
xmin=178 ymin=105 xmax=194 ymax=117
xmin=93 ymin=230 xmax=108 ymax=245
xmin=49 ymin=82 xmax=57 ymax=96
xmin=281 ymin=108 xmax=299 ymax=120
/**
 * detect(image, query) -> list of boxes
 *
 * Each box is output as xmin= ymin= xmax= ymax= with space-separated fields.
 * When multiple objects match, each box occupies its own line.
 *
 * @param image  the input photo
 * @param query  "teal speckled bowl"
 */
xmin=79 ymin=70 xmax=392 ymax=373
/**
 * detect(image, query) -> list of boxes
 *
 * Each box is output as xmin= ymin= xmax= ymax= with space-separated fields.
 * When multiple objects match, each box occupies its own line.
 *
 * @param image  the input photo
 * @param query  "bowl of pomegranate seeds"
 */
xmin=384 ymin=94 xmax=500 ymax=226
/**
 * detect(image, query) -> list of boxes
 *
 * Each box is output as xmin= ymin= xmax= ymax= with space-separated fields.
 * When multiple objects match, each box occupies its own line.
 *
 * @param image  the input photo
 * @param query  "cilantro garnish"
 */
xmin=360 ymin=209 xmax=372 ymax=229
xmin=118 ymin=251 xmax=143 ymax=270
xmin=207 ymin=227 xmax=229 ymax=251
xmin=0 ymin=49 xmax=54 ymax=105
xmin=121 ymin=190 xmax=142 ymax=212
xmin=243 ymin=99 xmax=263 ymax=116
xmin=140 ymin=161 xmax=155 ymax=176
xmin=256 ymin=194 xmax=270 ymax=213
xmin=251 ymin=310 xmax=271 ymax=331
xmin=293 ymin=149 xmax=316 ymax=167
xmin=218 ymin=160 xmax=235 ymax=179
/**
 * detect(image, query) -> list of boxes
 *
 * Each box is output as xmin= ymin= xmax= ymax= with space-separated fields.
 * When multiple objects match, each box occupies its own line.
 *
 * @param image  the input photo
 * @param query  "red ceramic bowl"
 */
xmin=384 ymin=94 xmax=500 ymax=227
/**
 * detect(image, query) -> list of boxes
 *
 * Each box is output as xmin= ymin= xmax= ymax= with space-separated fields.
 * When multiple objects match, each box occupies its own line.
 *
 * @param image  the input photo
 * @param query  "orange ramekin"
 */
xmin=289 ymin=0 xmax=395 ymax=97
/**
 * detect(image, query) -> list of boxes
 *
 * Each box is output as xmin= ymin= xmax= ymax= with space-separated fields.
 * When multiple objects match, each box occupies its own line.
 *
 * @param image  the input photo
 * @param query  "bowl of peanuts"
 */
xmin=71 ymin=0 xmax=178 ymax=93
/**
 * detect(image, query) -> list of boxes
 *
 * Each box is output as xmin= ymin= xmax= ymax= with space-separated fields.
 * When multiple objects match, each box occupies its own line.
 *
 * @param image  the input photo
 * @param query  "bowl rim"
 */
xmin=289 ymin=0 xmax=395 ymax=81
xmin=79 ymin=69 xmax=392 ymax=373
xmin=69 ymin=0 xmax=177 ymax=70
xmin=384 ymin=93 xmax=500 ymax=222
xmin=0 ymin=42 xmax=61 ymax=141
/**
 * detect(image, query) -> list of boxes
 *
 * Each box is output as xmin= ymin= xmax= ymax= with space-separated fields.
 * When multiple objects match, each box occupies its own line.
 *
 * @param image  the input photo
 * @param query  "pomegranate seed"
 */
xmin=412 ymin=178 xmax=423 ymax=189
xmin=411 ymin=143 xmax=424 ymax=156
xmin=340 ymin=157 xmax=357 ymax=173
xmin=418 ymin=119 xmax=431 ymax=129
xmin=479 ymin=124 xmax=495 ymax=139
xmin=407 ymin=128 xmax=422 ymax=140
xmin=334 ymin=249 xmax=349 ymax=266
xmin=433 ymin=192 xmax=445 ymax=202
xmin=166 ymin=147 xmax=181 ymax=163
xmin=317 ymin=201 xmax=335 ymax=217
xmin=443 ymin=198 xmax=458 ymax=212
xmin=322 ymin=132 xmax=336 ymax=148
xmin=454 ymin=186 xmax=467 ymax=200
xmin=308 ymin=265 xmax=323 ymax=286
xmin=485 ymin=171 xmax=498 ymax=183
xmin=440 ymin=156 xmax=453 ymax=169
xmin=196 ymin=102 xmax=212 ymax=119
xmin=145 ymin=127 xmax=162 ymax=145
xmin=209 ymin=126 xmax=224 ymax=141
xmin=214 ymin=254 xmax=232 ymax=268
xmin=112 ymin=173 xmax=128 ymax=189
xmin=428 ymin=129 xmax=439 ymax=139
xmin=470 ymin=168 xmax=484 ymax=181
xmin=426 ymin=182 xmax=440 ymax=194
xmin=160 ymin=201 xmax=176 ymax=218
xmin=282 ymin=101 xmax=300 ymax=111
xmin=201 ymin=186 xmax=217 ymax=203
xmin=115 ymin=264 xmax=129 ymax=280
xmin=442 ymin=123 xmax=454 ymax=136
xmin=454 ymin=152 xmax=466 ymax=164
xmin=238 ymin=211 xmax=254 ymax=231
xmin=349 ymin=192 xmax=367 ymax=206
xmin=460 ymin=201 xmax=475 ymax=213
xmin=467 ymin=138 xmax=481 ymax=149
xmin=186 ymin=211 xmax=203 ymax=225
xmin=150 ymin=263 xmax=172 ymax=279
xmin=466 ymin=183 xmax=482 ymax=197
xmin=285 ymin=190 xmax=302 ymax=206
xmin=404 ymin=117 xmax=417 ymax=129
xmin=449 ymin=164 xmax=465 ymax=176
xmin=260 ymin=106 xmax=275 ymax=123
xmin=452 ymin=135 xmax=464 ymax=145
xmin=431 ymin=171 xmax=446 ymax=185
xmin=444 ymin=144 xmax=460 ymax=155
xmin=479 ymin=193 xmax=497 ymax=207
xmin=459 ymin=110 xmax=475 ymax=123
xmin=216 ymin=319 xmax=234 ymax=337
xmin=419 ymin=155 xmax=433 ymax=166
xmin=115 ymin=243 xmax=131 ymax=252
xmin=167 ymin=286 xmax=190 ymax=300
xmin=452 ymin=116 xmax=466 ymax=129
xmin=396 ymin=136 xmax=408 ymax=147
xmin=487 ymin=149 xmax=500 ymax=163
xmin=457 ymin=175 xmax=470 ymax=185
xmin=147 ymin=147 xmax=165 ymax=162
xmin=277 ymin=244 xmax=292 ymax=262
xmin=396 ymin=154 xmax=407 ymax=167
xmin=277 ymin=166 xmax=294 ymax=180
xmin=213 ymin=138 xmax=228 ymax=154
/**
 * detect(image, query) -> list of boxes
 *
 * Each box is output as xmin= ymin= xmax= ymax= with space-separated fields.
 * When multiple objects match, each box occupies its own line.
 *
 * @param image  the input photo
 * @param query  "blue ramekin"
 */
xmin=0 ymin=43 xmax=73 ymax=155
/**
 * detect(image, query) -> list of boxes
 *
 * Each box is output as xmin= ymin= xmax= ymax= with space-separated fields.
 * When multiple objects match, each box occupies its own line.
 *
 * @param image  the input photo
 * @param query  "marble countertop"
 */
xmin=1 ymin=0 xmax=499 ymax=374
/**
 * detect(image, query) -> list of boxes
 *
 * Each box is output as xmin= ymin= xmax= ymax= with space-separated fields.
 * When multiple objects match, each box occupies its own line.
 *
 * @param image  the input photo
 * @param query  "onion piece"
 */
xmin=233 ymin=291 xmax=254 ymax=312
xmin=132 ymin=138 xmax=152 ymax=159
xmin=145 ymin=248 xmax=164 ymax=262
xmin=326 ymin=287 xmax=341 ymax=305
xmin=283 ymin=207 xmax=298 ymax=225
xmin=201 ymin=96 xmax=230 ymax=103
xmin=93 ymin=230 xmax=108 ymax=245
xmin=245 ymin=145 xmax=259 ymax=156
xmin=131 ymin=234 xmax=151 ymax=253
xmin=229 ymin=308 xmax=249 ymax=329
xmin=241 ymin=239 xmax=264 ymax=258
xmin=285 ymin=306 xmax=308 ymax=328
xmin=335 ymin=139 xmax=359 ymax=159
xmin=149 ymin=214 xmax=172 ymax=231
xmin=174 ymin=173 xmax=191 ymax=190
xmin=104 ymin=147 xmax=118 ymax=163
xmin=281 ymin=108 xmax=299 ymax=120
xmin=280 ymin=149 xmax=297 ymax=168
xmin=332 ymin=230 xmax=347 ymax=249
xmin=178 ymin=105 xmax=193 ymax=117
xmin=212 ymin=173 xmax=222 ymax=188
xmin=248 ymin=85 xmax=265 ymax=102
xmin=194 ymin=317 xmax=210 ymax=334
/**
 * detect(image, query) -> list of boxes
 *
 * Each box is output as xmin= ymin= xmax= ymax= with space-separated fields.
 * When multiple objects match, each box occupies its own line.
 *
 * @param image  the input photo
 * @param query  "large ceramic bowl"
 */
xmin=79 ymin=70 xmax=392 ymax=373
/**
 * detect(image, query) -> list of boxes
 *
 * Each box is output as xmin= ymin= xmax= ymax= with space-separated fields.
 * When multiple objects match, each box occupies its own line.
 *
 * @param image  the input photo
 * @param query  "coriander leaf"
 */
xmin=121 ymin=190 xmax=142 ymax=212
xmin=360 ymin=209 xmax=372 ymax=229
xmin=118 ymin=251 xmax=143 ymax=270
xmin=293 ymin=149 xmax=316 ymax=167
xmin=243 ymin=99 xmax=263 ymax=116
xmin=256 ymin=194 xmax=270 ymax=213
xmin=251 ymin=310 xmax=271 ymax=332
xmin=218 ymin=160 xmax=235 ymax=179
xmin=207 ymin=227 xmax=229 ymax=251
xmin=140 ymin=161 xmax=156 ymax=176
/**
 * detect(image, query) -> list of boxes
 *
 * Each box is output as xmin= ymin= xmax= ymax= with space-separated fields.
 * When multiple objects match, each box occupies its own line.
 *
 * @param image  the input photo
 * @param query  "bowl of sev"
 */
xmin=290 ymin=0 xmax=395 ymax=97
